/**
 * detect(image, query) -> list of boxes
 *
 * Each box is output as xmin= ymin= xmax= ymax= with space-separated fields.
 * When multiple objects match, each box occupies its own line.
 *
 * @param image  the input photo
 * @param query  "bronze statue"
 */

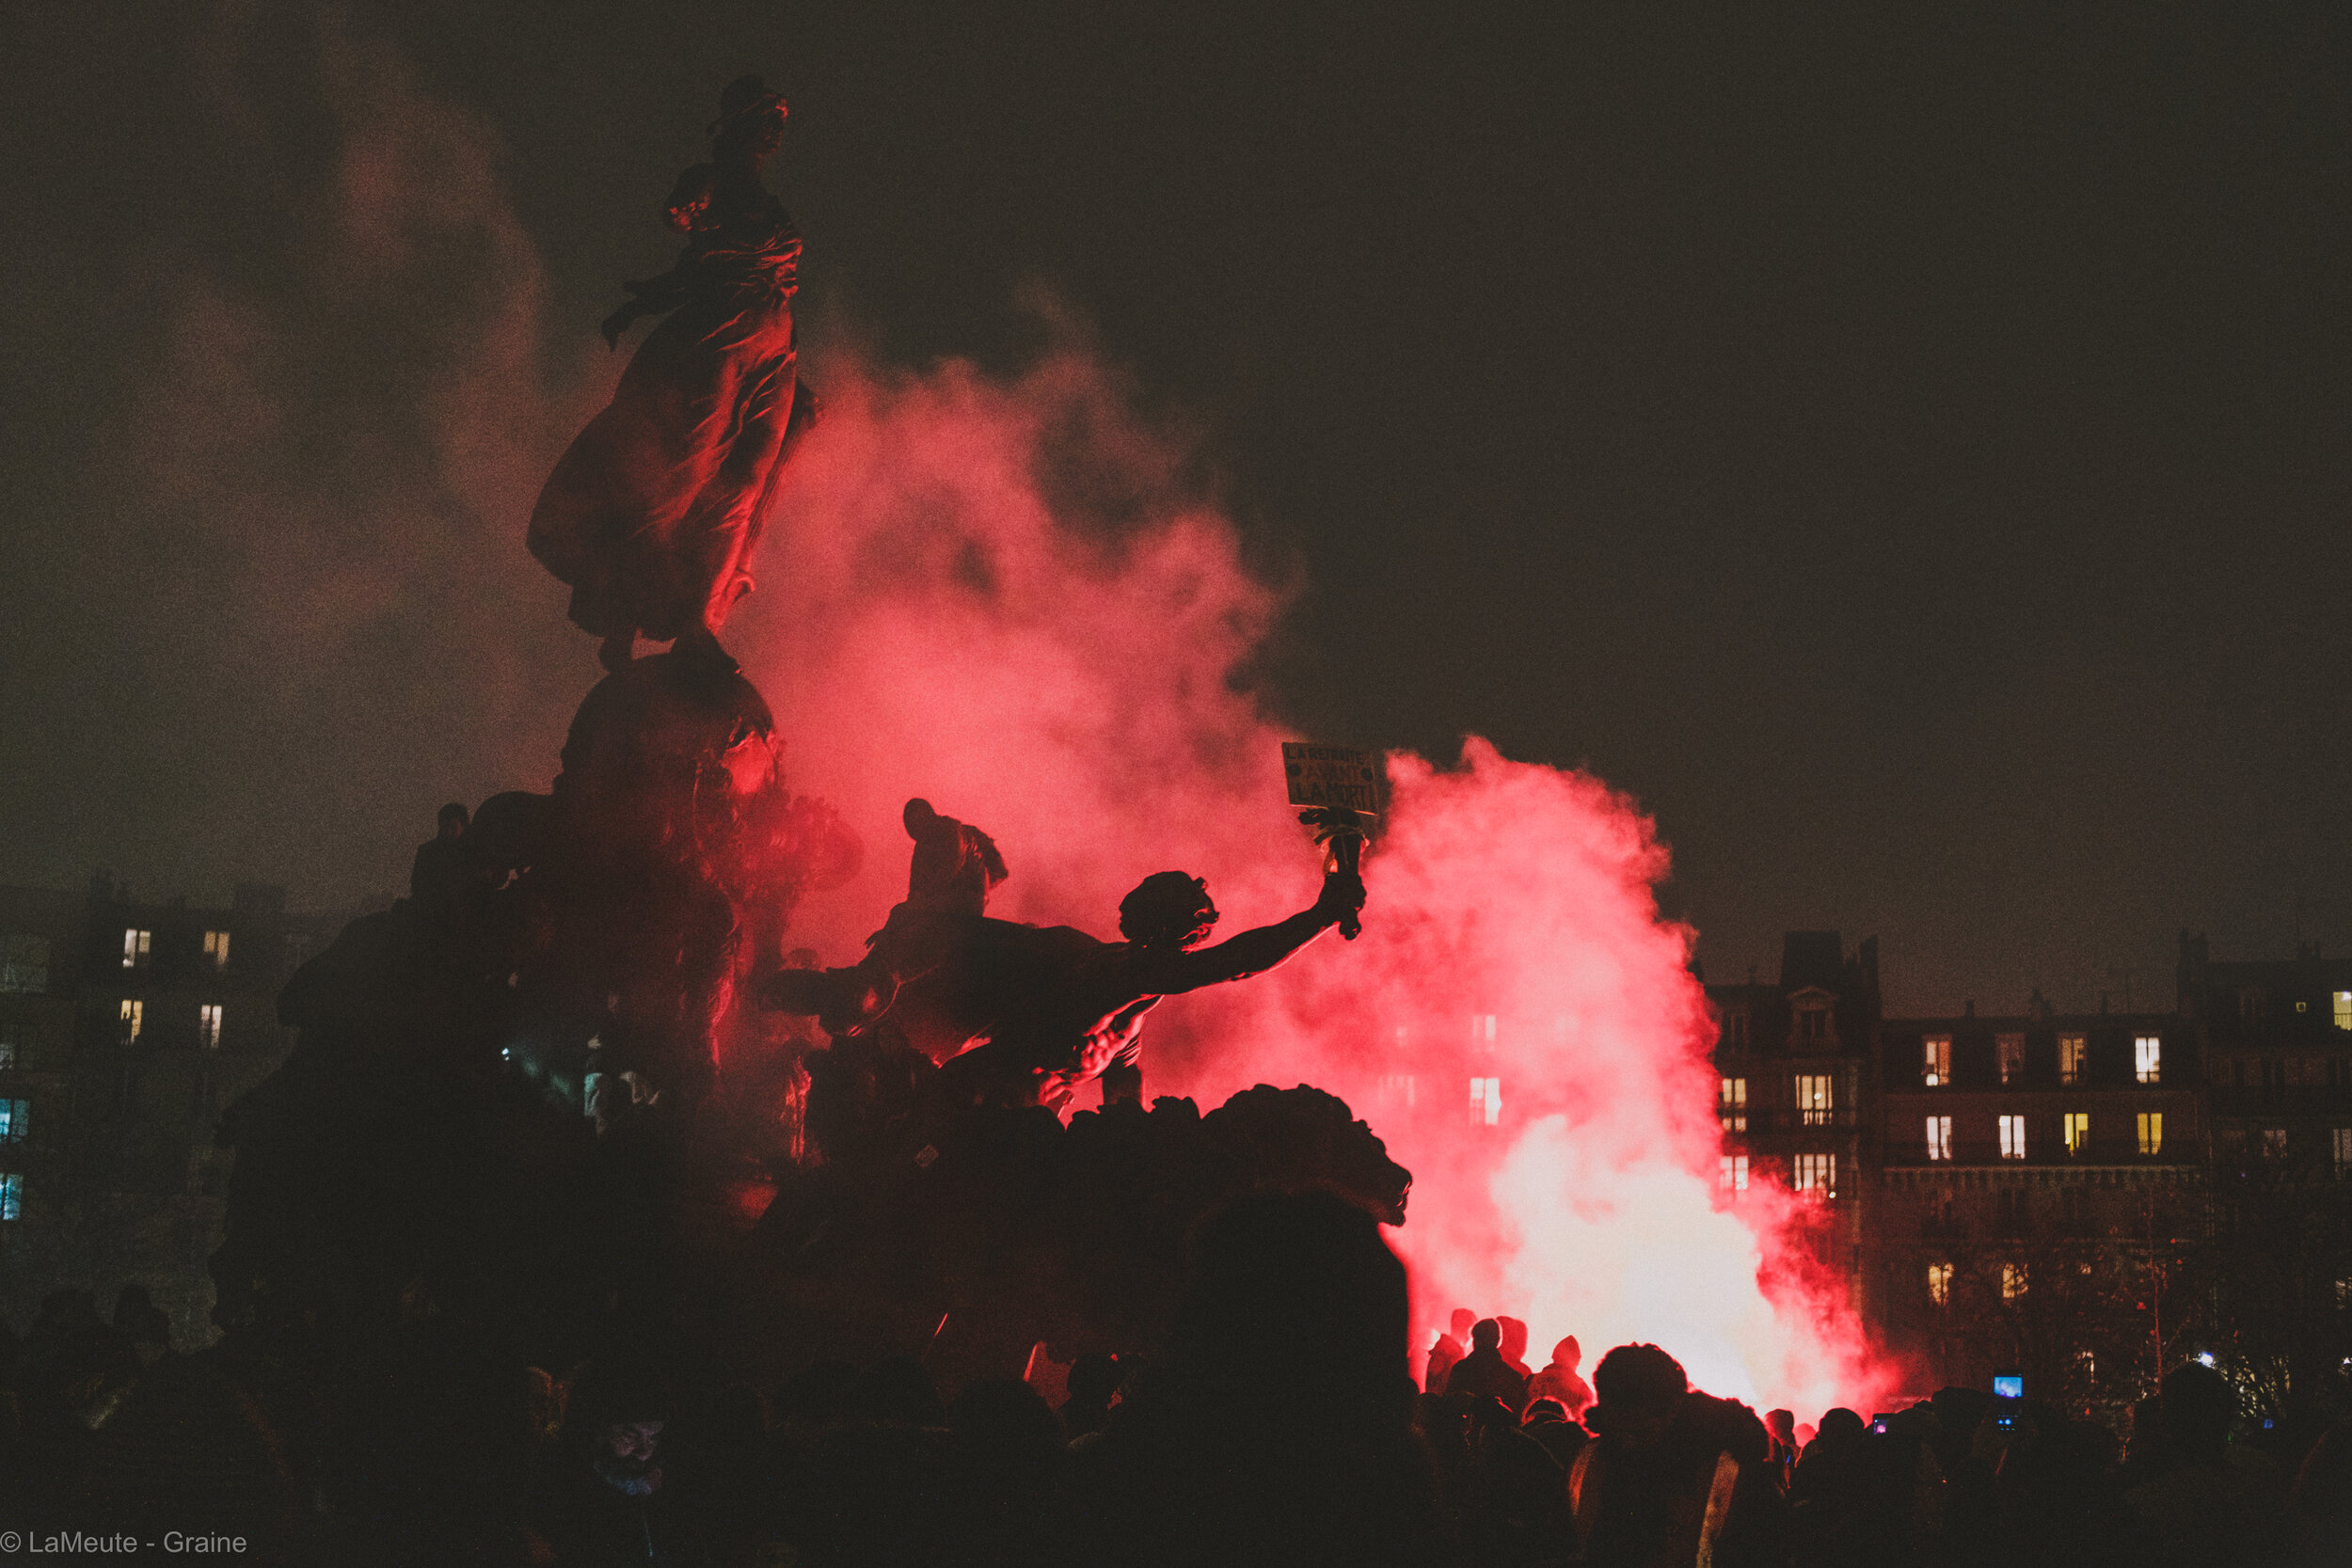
xmin=769 ymin=800 xmax=1366 ymax=1115
xmin=529 ymin=74 xmax=820 ymax=673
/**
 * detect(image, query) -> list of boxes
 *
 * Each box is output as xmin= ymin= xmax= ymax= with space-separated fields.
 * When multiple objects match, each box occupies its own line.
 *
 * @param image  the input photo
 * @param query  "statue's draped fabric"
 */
xmin=529 ymin=169 xmax=812 ymax=645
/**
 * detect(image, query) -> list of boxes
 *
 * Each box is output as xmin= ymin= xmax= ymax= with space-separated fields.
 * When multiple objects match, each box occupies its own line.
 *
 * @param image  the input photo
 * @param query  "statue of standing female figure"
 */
xmin=530 ymin=75 xmax=819 ymax=673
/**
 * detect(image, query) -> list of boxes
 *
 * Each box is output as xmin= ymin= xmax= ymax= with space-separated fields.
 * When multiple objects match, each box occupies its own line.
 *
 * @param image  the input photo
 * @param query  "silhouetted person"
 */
xmin=1762 ymin=1407 xmax=1797 ymax=1490
xmin=409 ymin=802 xmax=472 ymax=912
xmin=1570 ymin=1343 xmax=1786 ymax=1568
xmin=1447 ymin=1319 xmax=1529 ymax=1414
xmin=1425 ymin=1307 xmax=1475 ymax=1395
xmin=528 ymin=1360 xmax=698 ymax=1567
xmin=1521 ymin=1395 xmax=1590 ymax=1469
xmin=1062 ymin=1353 xmax=1125 ymax=1441
xmin=1459 ymin=1393 xmax=1571 ymax=1565
xmin=2123 ymin=1361 xmax=2284 ymax=1568
xmin=1068 ymin=1190 xmax=1446 ymax=1566
xmin=946 ymin=1378 xmax=1067 ymax=1564
xmin=1528 ymin=1334 xmax=1594 ymax=1420
xmin=1496 ymin=1316 xmax=1533 ymax=1379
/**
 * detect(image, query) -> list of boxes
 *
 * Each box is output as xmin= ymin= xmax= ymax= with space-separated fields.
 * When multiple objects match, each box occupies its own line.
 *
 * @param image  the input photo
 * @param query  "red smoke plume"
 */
xmin=122 ymin=12 xmax=1888 ymax=1413
xmin=735 ymin=343 xmax=1892 ymax=1416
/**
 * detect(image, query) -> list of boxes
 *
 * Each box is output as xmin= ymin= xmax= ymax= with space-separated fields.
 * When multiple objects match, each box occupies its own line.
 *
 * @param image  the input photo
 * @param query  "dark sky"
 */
xmin=3 ymin=1 xmax=2347 ymax=1014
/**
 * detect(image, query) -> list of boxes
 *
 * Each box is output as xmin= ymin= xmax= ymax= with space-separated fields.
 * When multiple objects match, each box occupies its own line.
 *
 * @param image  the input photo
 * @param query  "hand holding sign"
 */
xmin=1283 ymin=743 xmax=1378 ymax=940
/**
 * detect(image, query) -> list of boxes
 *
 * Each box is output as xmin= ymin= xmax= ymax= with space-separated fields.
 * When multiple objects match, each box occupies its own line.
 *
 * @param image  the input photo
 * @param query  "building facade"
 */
xmin=1706 ymin=932 xmax=1881 ymax=1310
xmin=1706 ymin=927 xmax=2352 ymax=1418
xmin=0 ymin=875 xmax=326 ymax=1345
xmin=1872 ymin=1003 xmax=2208 ymax=1406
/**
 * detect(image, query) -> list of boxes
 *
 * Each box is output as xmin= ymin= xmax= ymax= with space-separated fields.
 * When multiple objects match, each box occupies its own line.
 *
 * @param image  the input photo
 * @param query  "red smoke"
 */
xmin=734 ymin=341 xmax=1893 ymax=1417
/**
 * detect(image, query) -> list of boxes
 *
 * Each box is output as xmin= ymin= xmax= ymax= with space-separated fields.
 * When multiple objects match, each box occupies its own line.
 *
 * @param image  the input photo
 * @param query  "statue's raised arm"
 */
xmin=528 ymin=74 xmax=821 ymax=674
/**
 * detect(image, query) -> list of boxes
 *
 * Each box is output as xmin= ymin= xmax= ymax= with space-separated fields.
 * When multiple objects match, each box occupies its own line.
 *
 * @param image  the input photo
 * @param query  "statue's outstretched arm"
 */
xmin=1153 ymin=870 xmax=1363 ymax=993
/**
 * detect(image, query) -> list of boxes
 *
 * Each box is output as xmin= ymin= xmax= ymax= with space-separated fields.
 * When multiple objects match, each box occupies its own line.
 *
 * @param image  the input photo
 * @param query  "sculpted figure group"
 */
xmin=514 ymin=73 xmax=1369 ymax=1146
xmin=765 ymin=799 xmax=1364 ymax=1144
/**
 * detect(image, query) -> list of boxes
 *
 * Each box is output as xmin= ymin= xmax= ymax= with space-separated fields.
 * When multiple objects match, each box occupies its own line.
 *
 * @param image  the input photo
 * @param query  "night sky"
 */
xmin=2 ymin=1 xmax=2347 ymax=1014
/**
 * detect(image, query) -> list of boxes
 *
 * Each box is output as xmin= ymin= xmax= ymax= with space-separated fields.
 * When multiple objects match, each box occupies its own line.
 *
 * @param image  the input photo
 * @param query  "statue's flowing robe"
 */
xmin=529 ymin=174 xmax=814 ymax=644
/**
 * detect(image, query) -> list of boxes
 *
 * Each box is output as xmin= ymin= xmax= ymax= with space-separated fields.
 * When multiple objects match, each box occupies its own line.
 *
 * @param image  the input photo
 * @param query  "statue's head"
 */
xmin=711 ymin=74 xmax=788 ymax=157
xmin=1120 ymin=871 xmax=1218 ymax=949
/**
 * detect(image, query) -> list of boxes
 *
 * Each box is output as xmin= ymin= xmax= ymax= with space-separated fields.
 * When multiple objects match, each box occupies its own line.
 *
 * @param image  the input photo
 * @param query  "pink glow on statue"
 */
xmin=731 ymin=341 xmax=1890 ymax=1416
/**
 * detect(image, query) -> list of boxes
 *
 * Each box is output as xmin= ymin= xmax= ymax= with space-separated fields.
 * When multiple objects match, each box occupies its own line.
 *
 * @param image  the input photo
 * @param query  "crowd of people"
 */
xmin=4 ymin=1192 xmax=2351 ymax=1565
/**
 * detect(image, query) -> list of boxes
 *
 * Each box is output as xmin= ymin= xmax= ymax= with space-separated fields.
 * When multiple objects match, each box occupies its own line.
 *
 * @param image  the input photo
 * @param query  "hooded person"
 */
xmin=1568 ymin=1343 xmax=1788 ymax=1568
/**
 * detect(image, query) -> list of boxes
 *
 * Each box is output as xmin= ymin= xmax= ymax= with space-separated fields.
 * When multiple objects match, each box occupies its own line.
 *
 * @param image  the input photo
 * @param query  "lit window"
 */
xmin=1794 ymin=1074 xmax=1834 ymax=1126
xmin=122 ymin=928 xmax=151 ymax=969
xmin=199 ymin=1005 xmax=223 ymax=1050
xmin=1999 ymin=1114 xmax=2027 ymax=1160
xmin=1471 ymin=1014 xmax=1497 ymax=1048
xmin=2059 ymin=1034 xmax=2086 ymax=1085
xmin=1719 ymin=1153 xmax=1749 ymax=1194
xmin=119 ymin=1000 xmax=143 ymax=1043
xmin=203 ymin=929 xmax=230 ymax=969
xmin=1381 ymin=1073 xmax=1419 ymax=1109
xmin=2263 ymin=1127 xmax=2288 ymax=1158
xmin=1926 ymin=1116 xmax=1953 ymax=1161
xmin=1469 ymin=1077 xmax=1502 ymax=1126
xmin=1928 ymin=1261 xmax=1952 ymax=1307
xmin=2002 ymin=1262 xmax=2027 ymax=1301
xmin=0 ymin=1099 xmax=24 ymax=1141
xmin=0 ymin=934 xmax=50 ymax=994
xmin=2140 ymin=1113 xmax=2166 ymax=1156
xmin=1923 ymin=1036 xmax=1951 ymax=1087
xmin=0 ymin=1172 xmax=18 ymax=1221
xmin=2135 ymin=1036 xmax=2162 ymax=1084
xmin=1997 ymin=1034 xmax=2025 ymax=1085
xmin=1718 ymin=1076 xmax=1747 ymax=1132
xmin=1793 ymin=1152 xmax=1836 ymax=1197
xmin=2339 ymin=1275 xmax=2352 ymax=1310
xmin=2063 ymin=1112 xmax=2089 ymax=1155
xmin=0 ymin=1030 xmax=15 ymax=1070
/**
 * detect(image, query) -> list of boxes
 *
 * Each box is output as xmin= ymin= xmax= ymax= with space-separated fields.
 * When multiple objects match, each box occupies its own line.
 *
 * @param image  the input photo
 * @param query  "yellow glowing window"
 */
xmin=203 ymin=929 xmax=230 ymax=968
xmin=2002 ymin=1262 xmax=2027 ymax=1301
xmin=1923 ymin=1036 xmax=1950 ymax=1087
xmin=119 ymin=999 xmax=142 ymax=1042
xmin=2064 ymin=1112 xmax=2089 ymax=1155
xmin=1719 ymin=1076 xmax=1746 ymax=1132
xmin=121 ymin=928 xmax=150 ymax=969
xmin=1927 ymin=1261 xmax=1952 ymax=1307
xmin=2137 ymin=1112 xmax=2164 ymax=1155
xmin=1795 ymin=1074 xmax=1833 ymax=1126
xmin=2135 ymin=1036 xmax=2162 ymax=1084
xmin=2059 ymin=1034 xmax=2086 ymax=1085
xmin=1926 ymin=1115 xmax=1952 ymax=1161
xmin=199 ymin=1005 xmax=223 ymax=1050
xmin=2336 ymin=992 xmax=2352 ymax=1031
